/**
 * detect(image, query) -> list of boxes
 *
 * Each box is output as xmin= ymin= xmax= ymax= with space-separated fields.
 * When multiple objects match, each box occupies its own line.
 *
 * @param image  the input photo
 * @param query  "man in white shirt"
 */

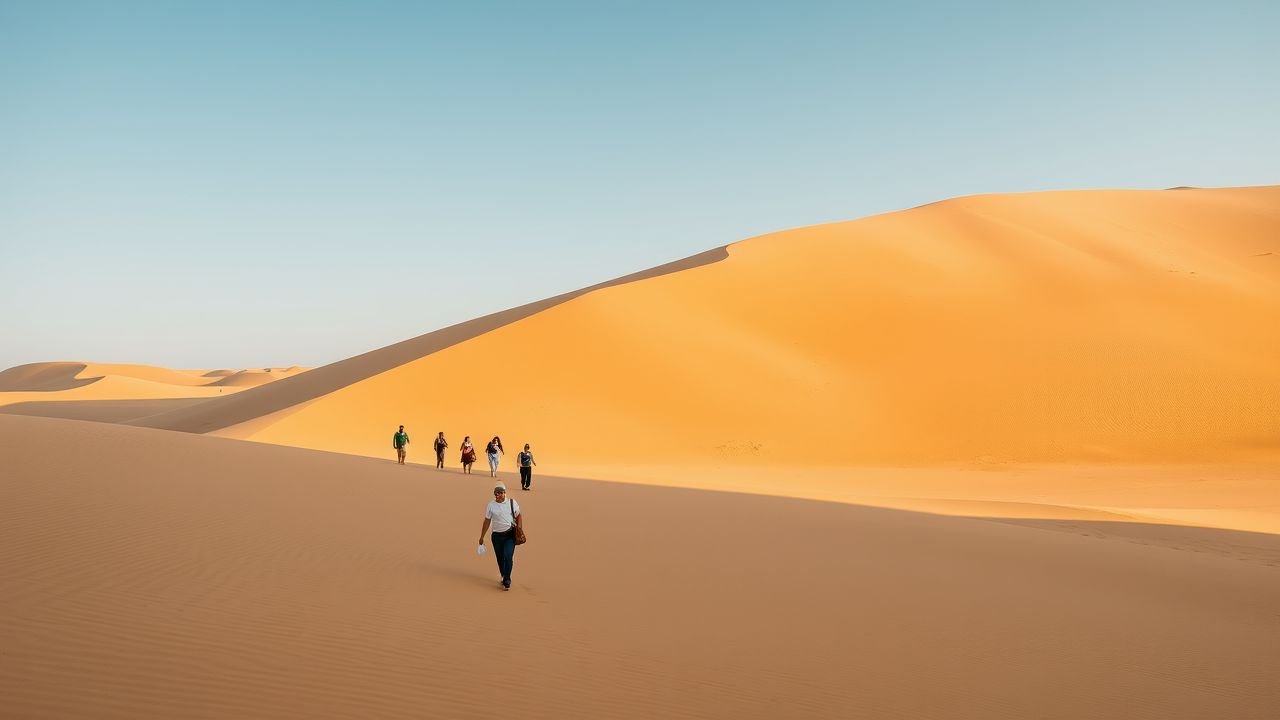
xmin=479 ymin=482 xmax=522 ymax=590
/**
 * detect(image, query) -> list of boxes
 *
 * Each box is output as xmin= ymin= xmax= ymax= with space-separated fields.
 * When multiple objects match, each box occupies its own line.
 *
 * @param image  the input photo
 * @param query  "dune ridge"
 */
xmin=168 ymin=186 xmax=1279 ymax=468
xmin=125 ymin=248 xmax=729 ymax=434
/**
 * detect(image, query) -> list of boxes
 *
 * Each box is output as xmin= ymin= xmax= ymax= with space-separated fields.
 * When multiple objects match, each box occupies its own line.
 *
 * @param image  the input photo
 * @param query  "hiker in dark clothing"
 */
xmin=434 ymin=431 xmax=449 ymax=469
xmin=517 ymin=443 xmax=537 ymax=490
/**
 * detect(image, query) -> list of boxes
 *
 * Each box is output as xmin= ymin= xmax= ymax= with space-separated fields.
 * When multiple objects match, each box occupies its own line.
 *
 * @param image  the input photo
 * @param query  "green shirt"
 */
xmin=393 ymin=431 xmax=409 ymax=448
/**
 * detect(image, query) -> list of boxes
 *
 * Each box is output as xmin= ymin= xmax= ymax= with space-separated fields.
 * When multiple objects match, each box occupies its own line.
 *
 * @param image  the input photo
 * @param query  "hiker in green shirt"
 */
xmin=393 ymin=425 xmax=410 ymax=465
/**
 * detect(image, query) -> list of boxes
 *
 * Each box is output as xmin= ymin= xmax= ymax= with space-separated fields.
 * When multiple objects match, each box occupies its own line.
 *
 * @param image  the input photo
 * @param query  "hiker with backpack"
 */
xmin=485 ymin=436 xmax=504 ymax=478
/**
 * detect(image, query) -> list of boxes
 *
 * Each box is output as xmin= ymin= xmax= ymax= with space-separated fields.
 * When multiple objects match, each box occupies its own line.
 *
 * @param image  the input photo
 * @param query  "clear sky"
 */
xmin=2 ymin=0 xmax=1277 ymax=370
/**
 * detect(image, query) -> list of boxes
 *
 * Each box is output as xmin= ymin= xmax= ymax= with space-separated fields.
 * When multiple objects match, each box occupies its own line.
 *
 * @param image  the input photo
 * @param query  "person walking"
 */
xmin=478 ymin=482 xmax=522 ymax=591
xmin=517 ymin=443 xmax=537 ymax=490
xmin=392 ymin=425 xmax=410 ymax=465
xmin=486 ymin=436 xmax=504 ymax=478
xmin=460 ymin=436 xmax=477 ymax=474
xmin=433 ymin=431 xmax=449 ymax=469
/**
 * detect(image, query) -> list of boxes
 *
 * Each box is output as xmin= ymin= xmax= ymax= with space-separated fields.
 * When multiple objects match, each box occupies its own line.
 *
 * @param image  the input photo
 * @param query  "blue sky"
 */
xmin=2 ymin=0 xmax=1277 ymax=369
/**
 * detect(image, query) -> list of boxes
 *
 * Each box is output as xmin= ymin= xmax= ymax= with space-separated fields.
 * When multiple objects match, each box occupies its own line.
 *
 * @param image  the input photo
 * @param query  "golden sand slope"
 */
xmin=174 ymin=186 xmax=1280 ymax=467
xmin=2 ymin=414 xmax=1278 ymax=719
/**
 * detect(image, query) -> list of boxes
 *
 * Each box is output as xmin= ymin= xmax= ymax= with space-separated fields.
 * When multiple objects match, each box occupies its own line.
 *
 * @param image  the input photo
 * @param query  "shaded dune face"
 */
xmin=127 ymin=247 xmax=730 ymax=433
xmin=0 ymin=362 xmax=219 ymax=395
xmin=0 ymin=363 xmax=101 ymax=392
xmin=148 ymin=187 xmax=1278 ymax=466
xmin=0 ymin=362 xmax=219 ymax=392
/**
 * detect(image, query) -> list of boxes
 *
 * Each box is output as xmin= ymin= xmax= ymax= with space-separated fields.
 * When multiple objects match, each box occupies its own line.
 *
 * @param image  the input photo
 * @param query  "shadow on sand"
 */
xmin=978 ymin=516 xmax=1280 ymax=567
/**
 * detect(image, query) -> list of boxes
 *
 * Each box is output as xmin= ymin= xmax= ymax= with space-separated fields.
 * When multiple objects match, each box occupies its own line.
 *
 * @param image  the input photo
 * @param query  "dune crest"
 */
xmin=177 ymin=186 xmax=1279 ymax=467
xmin=126 ymin=248 xmax=730 ymax=433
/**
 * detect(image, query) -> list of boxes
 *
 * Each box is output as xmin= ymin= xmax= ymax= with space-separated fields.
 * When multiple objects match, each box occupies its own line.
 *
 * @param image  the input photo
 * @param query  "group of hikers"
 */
xmin=392 ymin=426 xmax=538 ymax=489
xmin=392 ymin=425 xmax=533 ymax=591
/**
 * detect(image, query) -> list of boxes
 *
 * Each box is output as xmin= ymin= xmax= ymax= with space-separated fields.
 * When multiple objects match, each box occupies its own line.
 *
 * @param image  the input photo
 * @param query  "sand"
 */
xmin=3 ymin=187 xmax=1279 ymax=717
xmin=0 ymin=362 xmax=218 ymax=392
xmin=117 ymin=186 xmax=1278 ymax=470
xmin=545 ymin=462 xmax=1280 ymax=535
xmin=0 ymin=363 xmax=308 ymax=424
xmin=3 ymin=414 xmax=1278 ymax=720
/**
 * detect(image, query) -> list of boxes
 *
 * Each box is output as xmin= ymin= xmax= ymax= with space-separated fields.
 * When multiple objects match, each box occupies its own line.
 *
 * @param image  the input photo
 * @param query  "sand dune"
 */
xmin=2 ymin=413 xmax=1277 ymax=719
xmin=127 ymin=248 xmax=728 ymax=434
xmin=0 ymin=362 xmax=220 ymax=391
xmin=130 ymin=186 xmax=1279 ymax=470
xmin=0 ymin=362 xmax=310 ymax=420
xmin=207 ymin=368 xmax=306 ymax=388
xmin=0 ymin=362 xmax=102 ymax=392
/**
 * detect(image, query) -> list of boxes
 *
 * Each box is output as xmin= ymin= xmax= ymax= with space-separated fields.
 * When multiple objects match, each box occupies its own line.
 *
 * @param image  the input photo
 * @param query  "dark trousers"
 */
xmin=491 ymin=530 xmax=516 ymax=587
xmin=520 ymin=466 xmax=532 ymax=489
xmin=435 ymin=448 xmax=445 ymax=467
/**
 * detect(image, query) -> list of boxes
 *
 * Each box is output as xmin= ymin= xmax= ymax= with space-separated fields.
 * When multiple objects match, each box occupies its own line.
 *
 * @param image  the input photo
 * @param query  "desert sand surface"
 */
xmin=123 ymin=187 xmax=1277 ymax=472
xmin=2 ymin=413 xmax=1278 ymax=720
xmin=547 ymin=462 xmax=1280 ymax=535
xmin=0 ymin=363 xmax=307 ymax=423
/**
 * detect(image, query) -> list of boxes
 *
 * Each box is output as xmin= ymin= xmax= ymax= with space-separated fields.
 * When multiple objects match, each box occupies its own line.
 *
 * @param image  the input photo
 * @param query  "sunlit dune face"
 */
xmin=218 ymin=187 xmax=1280 ymax=469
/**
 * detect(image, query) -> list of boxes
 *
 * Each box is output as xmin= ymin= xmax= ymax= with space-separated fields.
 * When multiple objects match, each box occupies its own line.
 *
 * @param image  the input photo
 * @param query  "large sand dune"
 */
xmin=125 ymin=248 xmax=728 ymax=434
xmin=2 ymin=414 xmax=1278 ymax=719
xmin=130 ymin=186 xmax=1279 ymax=469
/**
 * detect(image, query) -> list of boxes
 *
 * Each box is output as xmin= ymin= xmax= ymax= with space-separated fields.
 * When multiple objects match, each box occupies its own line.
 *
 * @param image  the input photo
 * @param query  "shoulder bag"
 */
xmin=509 ymin=498 xmax=526 ymax=545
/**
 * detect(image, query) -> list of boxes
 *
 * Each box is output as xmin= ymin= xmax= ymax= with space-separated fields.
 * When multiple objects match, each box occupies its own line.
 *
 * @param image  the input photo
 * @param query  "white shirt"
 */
xmin=485 ymin=499 xmax=521 ymax=533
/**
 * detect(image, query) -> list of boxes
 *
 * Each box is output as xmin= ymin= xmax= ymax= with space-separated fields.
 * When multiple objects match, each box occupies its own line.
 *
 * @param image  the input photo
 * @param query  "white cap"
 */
xmin=494 ymin=482 xmax=507 ymax=491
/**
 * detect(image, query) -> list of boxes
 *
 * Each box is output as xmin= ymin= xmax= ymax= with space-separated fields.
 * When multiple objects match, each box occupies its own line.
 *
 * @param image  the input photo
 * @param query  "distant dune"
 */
xmin=0 ymin=362 xmax=212 ymax=392
xmin=126 ymin=186 xmax=1278 ymax=469
xmin=207 ymin=368 xmax=305 ymax=388
xmin=0 ymin=362 xmax=309 ymax=423
xmin=0 ymin=362 xmax=99 ymax=392
xmin=2 ymin=414 xmax=1277 ymax=719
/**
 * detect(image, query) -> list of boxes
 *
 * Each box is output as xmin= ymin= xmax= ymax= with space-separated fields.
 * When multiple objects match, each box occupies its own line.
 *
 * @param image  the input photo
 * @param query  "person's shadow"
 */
xmin=414 ymin=560 xmax=501 ymax=590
